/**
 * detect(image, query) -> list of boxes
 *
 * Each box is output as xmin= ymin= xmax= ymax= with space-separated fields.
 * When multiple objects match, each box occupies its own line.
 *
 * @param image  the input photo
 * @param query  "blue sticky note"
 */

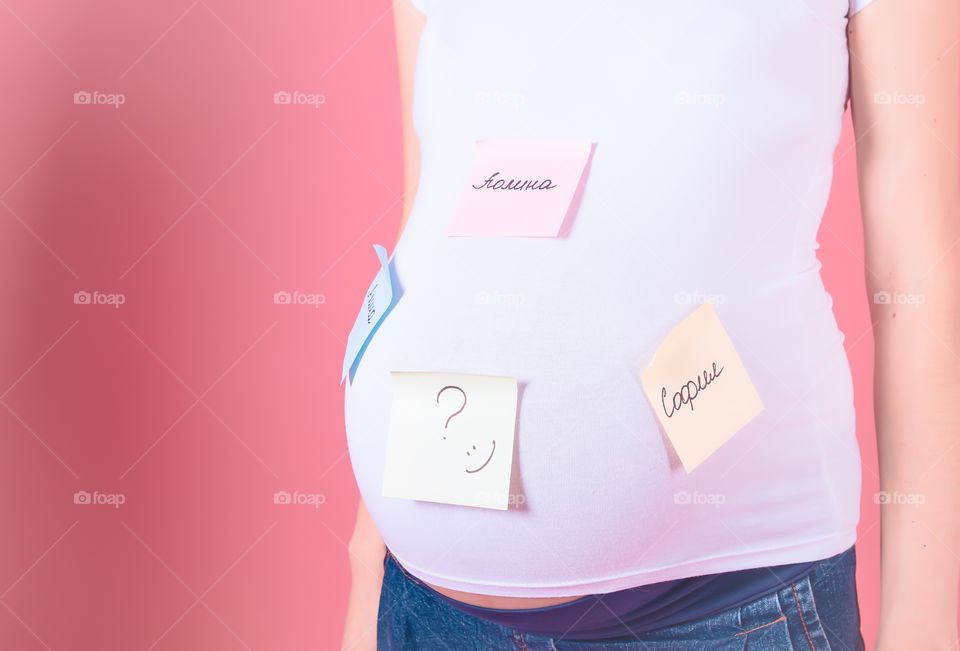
xmin=341 ymin=244 xmax=396 ymax=385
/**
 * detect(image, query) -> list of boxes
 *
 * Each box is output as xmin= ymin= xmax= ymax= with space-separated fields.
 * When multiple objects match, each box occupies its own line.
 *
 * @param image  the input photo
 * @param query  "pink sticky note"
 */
xmin=446 ymin=139 xmax=594 ymax=237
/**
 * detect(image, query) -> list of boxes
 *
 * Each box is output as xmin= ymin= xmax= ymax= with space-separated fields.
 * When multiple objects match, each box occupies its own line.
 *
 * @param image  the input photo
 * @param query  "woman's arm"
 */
xmin=341 ymin=498 xmax=386 ymax=651
xmin=341 ymin=3 xmax=425 ymax=650
xmin=848 ymin=1 xmax=960 ymax=648
xmin=394 ymin=0 xmax=425 ymax=248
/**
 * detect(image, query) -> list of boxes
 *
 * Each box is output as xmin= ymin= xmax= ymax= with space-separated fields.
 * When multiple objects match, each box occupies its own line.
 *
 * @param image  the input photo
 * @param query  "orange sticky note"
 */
xmin=640 ymin=301 xmax=764 ymax=472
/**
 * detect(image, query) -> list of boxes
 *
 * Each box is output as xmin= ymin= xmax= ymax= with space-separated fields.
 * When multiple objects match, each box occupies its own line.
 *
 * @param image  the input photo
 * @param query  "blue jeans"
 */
xmin=377 ymin=545 xmax=866 ymax=650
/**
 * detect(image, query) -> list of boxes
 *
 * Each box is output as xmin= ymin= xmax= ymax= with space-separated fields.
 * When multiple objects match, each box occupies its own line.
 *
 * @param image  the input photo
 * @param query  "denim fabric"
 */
xmin=377 ymin=545 xmax=865 ymax=650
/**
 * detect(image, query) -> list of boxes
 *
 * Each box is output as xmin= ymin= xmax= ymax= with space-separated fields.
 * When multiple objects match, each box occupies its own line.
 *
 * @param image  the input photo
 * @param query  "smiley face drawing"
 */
xmin=464 ymin=440 xmax=496 ymax=474
xmin=436 ymin=385 xmax=497 ymax=474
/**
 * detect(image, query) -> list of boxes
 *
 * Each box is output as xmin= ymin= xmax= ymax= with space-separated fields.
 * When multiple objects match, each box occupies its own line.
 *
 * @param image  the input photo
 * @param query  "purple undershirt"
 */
xmin=406 ymin=555 xmax=820 ymax=641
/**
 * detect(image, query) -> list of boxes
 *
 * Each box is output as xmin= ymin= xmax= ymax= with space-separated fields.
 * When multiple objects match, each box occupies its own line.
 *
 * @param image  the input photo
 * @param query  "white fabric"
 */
xmin=346 ymin=0 xmax=864 ymax=597
xmin=412 ymin=0 xmax=877 ymax=18
xmin=849 ymin=0 xmax=876 ymax=16
xmin=408 ymin=0 xmax=430 ymax=15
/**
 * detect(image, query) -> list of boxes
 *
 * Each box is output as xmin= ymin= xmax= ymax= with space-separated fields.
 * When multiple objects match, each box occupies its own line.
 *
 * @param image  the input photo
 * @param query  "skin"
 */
xmin=341 ymin=10 xmax=426 ymax=651
xmin=848 ymin=1 xmax=960 ymax=649
xmin=343 ymin=1 xmax=960 ymax=648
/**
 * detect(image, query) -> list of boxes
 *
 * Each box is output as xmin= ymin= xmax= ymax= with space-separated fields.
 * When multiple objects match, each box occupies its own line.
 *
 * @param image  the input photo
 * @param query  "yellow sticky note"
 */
xmin=640 ymin=301 xmax=764 ymax=473
xmin=382 ymin=372 xmax=518 ymax=510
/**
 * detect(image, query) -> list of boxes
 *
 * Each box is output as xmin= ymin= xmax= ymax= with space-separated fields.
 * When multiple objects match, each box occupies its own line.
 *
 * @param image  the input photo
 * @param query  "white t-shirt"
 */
xmin=344 ymin=0 xmax=875 ymax=597
xmin=415 ymin=0 xmax=875 ymax=12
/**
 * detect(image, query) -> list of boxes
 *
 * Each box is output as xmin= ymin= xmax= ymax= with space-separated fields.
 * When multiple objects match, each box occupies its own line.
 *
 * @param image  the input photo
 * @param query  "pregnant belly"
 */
xmin=422 ymin=579 xmax=589 ymax=609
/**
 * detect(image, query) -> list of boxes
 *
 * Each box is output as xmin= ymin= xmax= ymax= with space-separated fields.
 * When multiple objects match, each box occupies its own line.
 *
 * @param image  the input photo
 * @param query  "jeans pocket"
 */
xmin=783 ymin=574 xmax=833 ymax=650
xmin=800 ymin=546 xmax=866 ymax=651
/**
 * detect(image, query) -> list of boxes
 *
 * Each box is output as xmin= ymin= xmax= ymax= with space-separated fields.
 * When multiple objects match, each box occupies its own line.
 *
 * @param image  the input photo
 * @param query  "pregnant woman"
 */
xmin=342 ymin=0 xmax=960 ymax=648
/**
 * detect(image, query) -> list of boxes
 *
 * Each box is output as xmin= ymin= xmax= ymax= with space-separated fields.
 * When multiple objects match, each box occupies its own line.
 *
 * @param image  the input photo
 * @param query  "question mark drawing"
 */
xmin=436 ymin=385 xmax=466 ymax=439
xmin=435 ymin=384 xmax=496 ymax=474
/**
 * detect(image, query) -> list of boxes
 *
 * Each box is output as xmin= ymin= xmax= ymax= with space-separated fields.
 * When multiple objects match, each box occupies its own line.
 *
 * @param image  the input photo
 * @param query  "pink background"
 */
xmin=0 ymin=2 xmax=897 ymax=649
